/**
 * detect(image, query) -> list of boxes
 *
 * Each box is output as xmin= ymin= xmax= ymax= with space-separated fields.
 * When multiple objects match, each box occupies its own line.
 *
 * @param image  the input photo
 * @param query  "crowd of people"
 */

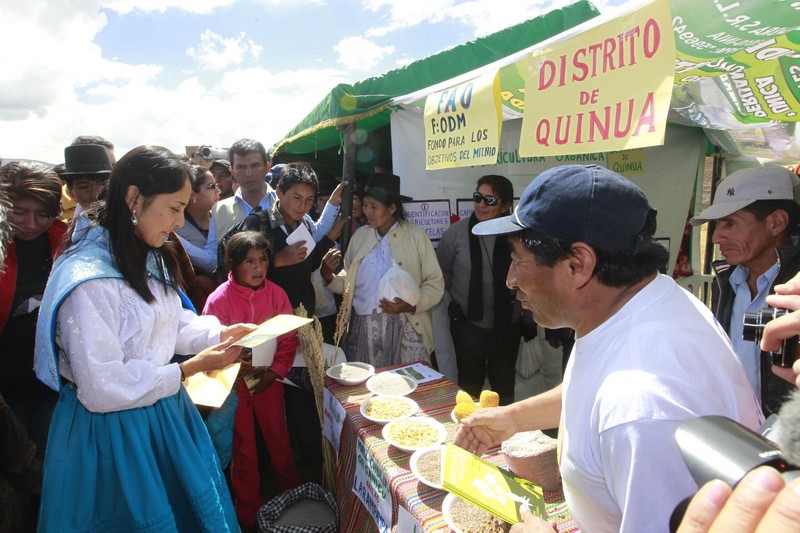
xmin=1 ymin=134 xmax=800 ymax=533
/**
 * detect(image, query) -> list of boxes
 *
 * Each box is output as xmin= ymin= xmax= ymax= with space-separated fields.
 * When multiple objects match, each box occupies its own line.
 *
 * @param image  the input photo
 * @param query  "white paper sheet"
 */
xmin=285 ymin=222 xmax=316 ymax=256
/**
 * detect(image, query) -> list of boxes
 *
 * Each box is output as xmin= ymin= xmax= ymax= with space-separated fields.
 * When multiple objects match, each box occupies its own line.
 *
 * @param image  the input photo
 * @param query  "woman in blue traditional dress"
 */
xmin=34 ymin=146 xmax=253 ymax=532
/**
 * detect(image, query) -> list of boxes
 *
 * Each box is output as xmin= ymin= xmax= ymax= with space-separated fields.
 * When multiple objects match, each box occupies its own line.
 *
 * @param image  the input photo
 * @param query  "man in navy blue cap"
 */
xmin=454 ymin=165 xmax=761 ymax=532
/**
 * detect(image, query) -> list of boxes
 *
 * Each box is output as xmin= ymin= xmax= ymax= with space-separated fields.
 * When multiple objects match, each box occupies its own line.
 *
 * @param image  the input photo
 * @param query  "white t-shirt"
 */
xmin=560 ymin=274 xmax=762 ymax=533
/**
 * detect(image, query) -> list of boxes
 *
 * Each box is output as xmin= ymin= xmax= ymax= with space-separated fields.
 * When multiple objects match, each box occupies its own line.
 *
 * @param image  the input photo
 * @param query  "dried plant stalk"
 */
xmin=294 ymin=304 xmax=324 ymax=424
xmin=294 ymin=304 xmax=337 ymax=491
xmin=333 ymin=282 xmax=352 ymax=353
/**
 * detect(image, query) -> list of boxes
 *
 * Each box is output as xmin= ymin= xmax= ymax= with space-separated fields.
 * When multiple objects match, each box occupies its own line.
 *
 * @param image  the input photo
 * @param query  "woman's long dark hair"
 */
xmin=76 ymin=146 xmax=194 ymax=302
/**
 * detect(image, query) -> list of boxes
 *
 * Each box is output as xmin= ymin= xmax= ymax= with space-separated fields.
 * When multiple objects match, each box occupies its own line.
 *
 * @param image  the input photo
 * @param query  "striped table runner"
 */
xmin=327 ymin=364 xmax=579 ymax=533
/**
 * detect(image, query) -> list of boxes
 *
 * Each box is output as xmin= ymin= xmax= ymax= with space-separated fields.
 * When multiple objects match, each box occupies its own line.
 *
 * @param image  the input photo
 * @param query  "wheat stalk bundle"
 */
xmin=333 ymin=282 xmax=352 ymax=353
xmin=294 ymin=304 xmax=337 ymax=492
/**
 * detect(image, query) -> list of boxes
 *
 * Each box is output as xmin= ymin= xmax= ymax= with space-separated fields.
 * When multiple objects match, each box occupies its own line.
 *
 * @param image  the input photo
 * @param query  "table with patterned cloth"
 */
xmin=326 ymin=363 xmax=578 ymax=533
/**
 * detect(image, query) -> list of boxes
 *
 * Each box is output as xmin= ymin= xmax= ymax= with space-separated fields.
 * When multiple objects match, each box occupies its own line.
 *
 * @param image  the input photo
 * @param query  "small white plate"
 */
xmin=409 ymin=444 xmax=446 ymax=489
xmin=382 ymin=416 xmax=447 ymax=453
xmin=451 ymin=402 xmax=480 ymax=424
xmin=366 ymin=372 xmax=418 ymax=396
xmin=360 ymin=395 xmax=419 ymax=425
xmin=325 ymin=362 xmax=374 ymax=386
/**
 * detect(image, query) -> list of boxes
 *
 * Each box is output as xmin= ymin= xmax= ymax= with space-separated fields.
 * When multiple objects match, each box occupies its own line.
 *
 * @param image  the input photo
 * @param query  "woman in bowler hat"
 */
xmin=321 ymin=172 xmax=444 ymax=367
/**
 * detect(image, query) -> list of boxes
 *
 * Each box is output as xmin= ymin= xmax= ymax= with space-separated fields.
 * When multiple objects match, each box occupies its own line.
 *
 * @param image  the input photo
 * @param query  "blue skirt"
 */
xmin=38 ymin=384 xmax=239 ymax=533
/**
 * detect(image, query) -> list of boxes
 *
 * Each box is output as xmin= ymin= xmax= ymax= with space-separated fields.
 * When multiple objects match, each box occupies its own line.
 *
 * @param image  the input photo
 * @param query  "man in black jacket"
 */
xmin=691 ymin=166 xmax=800 ymax=416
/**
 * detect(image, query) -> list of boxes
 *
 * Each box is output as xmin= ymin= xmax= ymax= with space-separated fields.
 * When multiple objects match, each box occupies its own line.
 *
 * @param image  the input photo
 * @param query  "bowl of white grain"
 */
xmin=325 ymin=362 xmax=375 ymax=386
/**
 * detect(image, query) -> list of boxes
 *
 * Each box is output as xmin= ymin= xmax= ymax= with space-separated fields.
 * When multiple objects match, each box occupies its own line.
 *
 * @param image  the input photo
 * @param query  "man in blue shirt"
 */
xmin=691 ymin=166 xmax=800 ymax=416
xmin=178 ymin=139 xmax=341 ymax=274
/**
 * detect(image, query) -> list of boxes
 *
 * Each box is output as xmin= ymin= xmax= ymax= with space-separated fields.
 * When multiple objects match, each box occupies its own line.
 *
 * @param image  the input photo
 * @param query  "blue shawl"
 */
xmin=34 ymin=226 xmax=194 ymax=391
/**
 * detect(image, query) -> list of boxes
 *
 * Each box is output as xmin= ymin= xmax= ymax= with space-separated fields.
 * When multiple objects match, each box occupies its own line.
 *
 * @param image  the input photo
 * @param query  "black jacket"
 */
xmin=242 ymin=202 xmax=334 ymax=314
xmin=712 ymin=244 xmax=800 ymax=416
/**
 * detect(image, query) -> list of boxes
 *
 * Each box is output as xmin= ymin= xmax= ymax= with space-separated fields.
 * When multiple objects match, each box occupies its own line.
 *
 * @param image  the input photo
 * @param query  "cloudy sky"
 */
xmin=1 ymin=0 xmax=619 ymax=163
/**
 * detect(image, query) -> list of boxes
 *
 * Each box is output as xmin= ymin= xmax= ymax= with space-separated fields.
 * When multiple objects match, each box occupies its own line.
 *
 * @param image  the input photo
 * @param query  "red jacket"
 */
xmin=202 ymin=274 xmax=298 ymax=379
xmin=0 ymin=219 xmax=68 ymax=333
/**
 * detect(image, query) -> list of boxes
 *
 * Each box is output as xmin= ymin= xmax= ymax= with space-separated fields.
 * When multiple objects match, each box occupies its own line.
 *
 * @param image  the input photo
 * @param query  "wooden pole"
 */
xmin=338 ymin=122 xmax=356 ymax=254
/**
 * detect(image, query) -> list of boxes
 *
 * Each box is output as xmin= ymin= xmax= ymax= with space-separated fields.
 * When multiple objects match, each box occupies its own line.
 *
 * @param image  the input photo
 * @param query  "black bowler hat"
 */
xmin=364 ymin=172 xmax=412 ymax=204
xmin=62 ymin=144 xmax=113 ymax=176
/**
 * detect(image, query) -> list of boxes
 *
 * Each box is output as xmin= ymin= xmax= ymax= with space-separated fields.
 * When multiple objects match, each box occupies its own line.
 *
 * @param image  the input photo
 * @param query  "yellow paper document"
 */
xmin=233 ymin=314 xmax=313 ymax=349
xmin=183 ymin=363 xmax=240 ymax=407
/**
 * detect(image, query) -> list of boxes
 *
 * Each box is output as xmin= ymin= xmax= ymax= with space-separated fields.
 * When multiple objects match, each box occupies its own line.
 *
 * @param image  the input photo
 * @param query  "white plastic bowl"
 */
xmin=441 ymin=493 xmax=465 ymax=533
xmin=409 ymin=444 xmax=446 ymax=490
xmin=360 ymin=395 xmax=419 ymax=425
xmin=325 ymin=362 xmax=375 ymax=386
xmin=366 ymin=372 xmax=418 ymax=396
xmin=382 ymin=416 xmax=447 ymax=453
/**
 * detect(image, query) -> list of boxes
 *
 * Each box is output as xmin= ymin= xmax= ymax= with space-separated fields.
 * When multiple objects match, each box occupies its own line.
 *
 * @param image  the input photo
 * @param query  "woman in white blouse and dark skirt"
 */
xmin=322 ymin=173 xmax=444 ymax=368
xmin=34 ymin=146 xmax=254 ymax=532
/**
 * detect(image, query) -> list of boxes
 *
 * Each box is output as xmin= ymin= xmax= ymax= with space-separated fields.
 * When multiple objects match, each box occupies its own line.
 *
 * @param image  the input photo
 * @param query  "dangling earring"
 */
xmin=131 ymin=211 xmax=139 ymax=226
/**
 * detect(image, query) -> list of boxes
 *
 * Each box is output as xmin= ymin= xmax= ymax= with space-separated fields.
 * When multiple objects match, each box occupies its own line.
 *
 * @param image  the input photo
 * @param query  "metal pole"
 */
xmin=704 ymin=149 xmax=724 ymax=275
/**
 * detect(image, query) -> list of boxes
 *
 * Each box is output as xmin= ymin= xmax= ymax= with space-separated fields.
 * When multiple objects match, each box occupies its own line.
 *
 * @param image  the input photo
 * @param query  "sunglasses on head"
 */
xmin=473 ymin=192 xmax=499 ymax=206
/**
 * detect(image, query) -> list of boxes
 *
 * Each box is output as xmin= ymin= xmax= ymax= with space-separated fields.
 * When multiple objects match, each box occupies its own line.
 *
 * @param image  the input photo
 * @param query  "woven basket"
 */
xmin=501 ymin=430 xmax=561 ymax=492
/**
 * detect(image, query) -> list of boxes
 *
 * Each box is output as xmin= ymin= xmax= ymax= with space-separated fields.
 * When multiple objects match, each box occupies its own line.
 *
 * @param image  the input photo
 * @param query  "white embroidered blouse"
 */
xmin=56 ymin=276 xmax=222 ymax=413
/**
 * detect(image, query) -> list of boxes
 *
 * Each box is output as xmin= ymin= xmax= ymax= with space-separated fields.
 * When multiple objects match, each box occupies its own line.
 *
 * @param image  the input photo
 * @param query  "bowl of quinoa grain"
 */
xmin=442 ymin=493 xmax=512 ymax=533
xmin=409 ymin=445 xmax=445 ymax=489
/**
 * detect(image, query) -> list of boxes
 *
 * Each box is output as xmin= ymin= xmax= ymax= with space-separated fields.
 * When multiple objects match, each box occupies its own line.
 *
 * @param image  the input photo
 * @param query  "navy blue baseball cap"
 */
xmin=472 ymin=165 xmax=655 ymax=252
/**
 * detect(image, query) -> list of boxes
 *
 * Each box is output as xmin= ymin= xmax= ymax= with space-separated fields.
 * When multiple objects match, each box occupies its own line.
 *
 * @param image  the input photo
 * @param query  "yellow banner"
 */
xmin=520 ymin=0 xmax=675 ymax=157
xmin=424 ymin=71 xmax=502 ymax=170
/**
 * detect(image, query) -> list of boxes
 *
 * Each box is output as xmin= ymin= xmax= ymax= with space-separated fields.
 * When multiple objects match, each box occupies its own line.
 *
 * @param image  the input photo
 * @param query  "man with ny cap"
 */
xmin=453 ymin=165 xmax=761 ymax=533
xmin=691 ymin=167 xmax=800 ymax=417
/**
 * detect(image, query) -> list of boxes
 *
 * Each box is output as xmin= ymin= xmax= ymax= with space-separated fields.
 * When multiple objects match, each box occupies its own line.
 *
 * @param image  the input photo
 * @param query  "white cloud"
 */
xmin=362 ymin=0 xmax=621 ymax=38
xmin=103 ymin=0 xmax=326 ymax=15
xmin=187 ymin=30 xmax=264 ymax=71
xmin=101 ymin=0 xmax=235 ymax=15
xmin=363 ymin=0 xmax=453 ymax=37
xmin=334 ymin=36 xmax=395 ymax=71
xmin=0 ymin=0 xmax=350 ymax=162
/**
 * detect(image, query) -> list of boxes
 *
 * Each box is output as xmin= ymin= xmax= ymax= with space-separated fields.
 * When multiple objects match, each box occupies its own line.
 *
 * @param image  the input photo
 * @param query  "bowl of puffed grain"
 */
xmin=360 ymin=395 xmax=419 ymax=426
xmin=382 ymin=416 xmax=446 ymax=453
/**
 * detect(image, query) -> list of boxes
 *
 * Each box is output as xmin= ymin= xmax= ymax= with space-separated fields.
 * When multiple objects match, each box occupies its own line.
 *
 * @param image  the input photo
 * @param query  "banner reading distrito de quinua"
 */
xmin=520 ymin=0 xmax=675 ymax=157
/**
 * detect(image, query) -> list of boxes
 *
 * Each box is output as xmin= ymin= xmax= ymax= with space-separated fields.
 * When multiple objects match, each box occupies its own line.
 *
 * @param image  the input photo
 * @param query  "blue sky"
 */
xmin=1 ymin=0 xmax=618 ymax=163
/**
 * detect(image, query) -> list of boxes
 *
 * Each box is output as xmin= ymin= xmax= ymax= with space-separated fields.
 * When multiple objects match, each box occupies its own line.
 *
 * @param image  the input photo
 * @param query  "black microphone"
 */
xmin=776 ymin=389 xmax=800 ymax=466
xmin=669 ymin=412 xmax=800 ymax=531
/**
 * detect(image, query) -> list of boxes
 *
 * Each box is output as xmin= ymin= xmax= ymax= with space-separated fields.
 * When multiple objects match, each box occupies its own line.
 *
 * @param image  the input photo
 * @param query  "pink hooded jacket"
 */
xmin=203 ymin=273 xmax=297 ymax=378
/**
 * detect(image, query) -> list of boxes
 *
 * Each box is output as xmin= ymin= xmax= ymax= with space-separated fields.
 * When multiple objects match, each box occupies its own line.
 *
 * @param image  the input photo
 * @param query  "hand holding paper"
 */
xmin=286 ymin=222 xmax=315 ymax=256
xmin=233 ymin=314 xmax=313 ymax=349
xmin=184 ymin=363 xmax=241 ymax=407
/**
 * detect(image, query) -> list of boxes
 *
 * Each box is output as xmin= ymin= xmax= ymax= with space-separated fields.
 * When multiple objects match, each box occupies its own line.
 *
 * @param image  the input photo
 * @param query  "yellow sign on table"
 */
xmin=520 ymin=0 xmax=675 ymax=156
xmin=424 ymin=71 xmax=502 ymax=170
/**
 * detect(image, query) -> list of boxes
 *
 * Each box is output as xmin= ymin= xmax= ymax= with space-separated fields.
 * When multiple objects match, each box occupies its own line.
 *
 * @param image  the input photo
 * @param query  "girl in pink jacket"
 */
xmin=203 ymin=231 xmax=300 ymax=529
